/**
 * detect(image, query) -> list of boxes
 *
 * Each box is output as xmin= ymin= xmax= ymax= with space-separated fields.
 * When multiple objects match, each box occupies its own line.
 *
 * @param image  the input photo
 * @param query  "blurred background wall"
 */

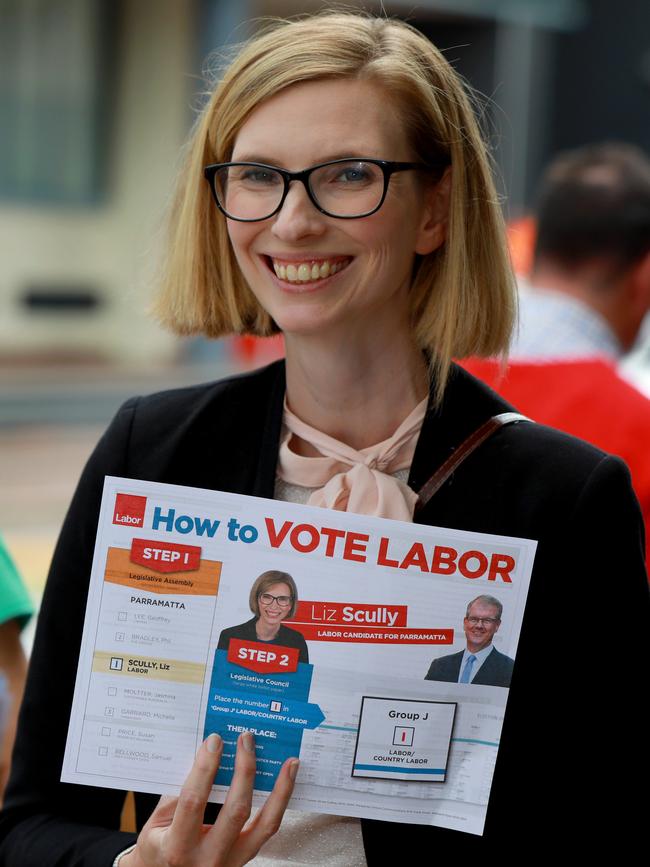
xmin=1 ymin=0 xmax=195 ymax=367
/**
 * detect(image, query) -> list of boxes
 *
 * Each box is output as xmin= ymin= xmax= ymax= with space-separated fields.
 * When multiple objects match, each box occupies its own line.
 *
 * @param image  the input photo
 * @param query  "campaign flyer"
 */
xmin=61 ymin=476 xmax=536 ymax=835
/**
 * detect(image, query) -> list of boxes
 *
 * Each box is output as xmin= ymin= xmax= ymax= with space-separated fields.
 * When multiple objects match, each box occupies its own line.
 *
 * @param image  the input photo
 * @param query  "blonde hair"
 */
xmin=154 ymin=11 xmax=515 ymax=401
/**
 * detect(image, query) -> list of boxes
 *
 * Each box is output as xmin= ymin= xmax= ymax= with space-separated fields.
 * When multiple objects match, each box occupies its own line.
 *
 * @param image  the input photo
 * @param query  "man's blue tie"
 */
xmin=460 ymin=654 xmax=477 ymax=683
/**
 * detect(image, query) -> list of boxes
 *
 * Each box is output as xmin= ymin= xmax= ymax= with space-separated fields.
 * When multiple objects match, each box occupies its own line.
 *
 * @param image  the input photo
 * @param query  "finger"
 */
xmin=234 ymin=757 xmax=299 ymax=863
xmin=147 ymin=795 xmax=179 ymax=827
xmin=167 ymin=733 xmax=223 ymax=851
xmin=207 ymin=732 xmax=257 ymax=858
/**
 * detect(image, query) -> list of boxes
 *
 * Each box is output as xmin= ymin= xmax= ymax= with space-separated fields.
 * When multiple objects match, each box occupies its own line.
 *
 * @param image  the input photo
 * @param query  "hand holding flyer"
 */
xmin=123 ymin=732 xmax=299 ymax=867
xmin=62 ymin=476 xmax=536 ymax=837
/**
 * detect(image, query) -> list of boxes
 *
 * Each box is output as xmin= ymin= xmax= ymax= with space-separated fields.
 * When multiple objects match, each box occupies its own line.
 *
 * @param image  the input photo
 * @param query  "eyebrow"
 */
xmin=229 ymin=152 xmax=382 ymax=166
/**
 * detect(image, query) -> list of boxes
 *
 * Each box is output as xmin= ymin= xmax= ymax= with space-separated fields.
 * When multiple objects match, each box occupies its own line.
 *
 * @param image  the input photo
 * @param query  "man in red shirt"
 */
xmin=465 ymin=143 xmax=650 ymax=573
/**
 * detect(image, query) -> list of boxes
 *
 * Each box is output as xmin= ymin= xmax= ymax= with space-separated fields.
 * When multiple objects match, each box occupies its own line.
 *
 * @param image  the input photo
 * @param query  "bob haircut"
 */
xmin=154 ymin=11 xmax=515 ymax=401
xmin=249 ymin=570 xmax=298 ymax=619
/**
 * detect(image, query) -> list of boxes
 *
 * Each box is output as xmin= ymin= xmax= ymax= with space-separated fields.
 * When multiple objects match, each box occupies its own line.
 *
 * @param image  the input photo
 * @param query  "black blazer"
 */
xmin=425 ymin=647 xmax=515 ymax=688
xmin=217 ymin=617 xmax=310 ymax=664
xmin=1 ymin=361 xmax=648 ymax=864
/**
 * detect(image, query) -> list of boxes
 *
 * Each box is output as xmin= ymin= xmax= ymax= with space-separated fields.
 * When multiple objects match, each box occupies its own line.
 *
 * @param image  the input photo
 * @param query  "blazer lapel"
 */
xmin=158 ymin=360 xmax=286 ymax=499
xmin=250 ymin=361 xmax=286 ymax=498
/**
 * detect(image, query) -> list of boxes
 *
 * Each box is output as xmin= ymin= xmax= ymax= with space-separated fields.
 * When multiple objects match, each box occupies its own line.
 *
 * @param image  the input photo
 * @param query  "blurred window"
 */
xmin=0 ymin=0 xmax=116 ymax=204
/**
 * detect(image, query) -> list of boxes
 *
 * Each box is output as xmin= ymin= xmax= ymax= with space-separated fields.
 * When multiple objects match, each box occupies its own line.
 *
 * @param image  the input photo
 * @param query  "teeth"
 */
xmin=271 ymin=258 xmax=348 ymax=283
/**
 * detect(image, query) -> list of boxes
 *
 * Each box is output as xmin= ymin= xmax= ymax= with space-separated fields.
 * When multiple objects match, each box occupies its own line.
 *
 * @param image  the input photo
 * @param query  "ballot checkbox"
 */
xmin=393 ymin=726 xmax=414 ymax=747
xmin=107 ymin=687 xmax=117 ymax=696
xmin=270 ymin=700 xmax=282 ymax=713
xmin=98 ymin=747 xmax=108 ymax=756
xmin=105 ymin=706 xmax=114 ymax=717
xmin=118 ymin=612 xmax=127 ymax=622
xmin=110 ymin=657 xmax=123 ymax=671
xmin=101 ymin=727 xmax=111 ymax=736
xmin=115 ymin=632 xmax=125 ymax=642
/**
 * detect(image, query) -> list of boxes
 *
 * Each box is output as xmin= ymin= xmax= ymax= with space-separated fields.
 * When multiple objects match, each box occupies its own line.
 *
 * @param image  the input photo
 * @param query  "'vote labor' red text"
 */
xmin=264 ymin=518 xmax=515 ymax=582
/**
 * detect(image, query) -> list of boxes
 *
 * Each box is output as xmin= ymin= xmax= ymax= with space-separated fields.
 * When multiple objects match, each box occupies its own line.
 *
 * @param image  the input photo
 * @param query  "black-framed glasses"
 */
xmin=203 ymin=158 xmax=442 ymax=221
xmin=465 ymin=616 xmax=500 ymax=626
xmin=259 ymin=592 xmax=293 ymax=608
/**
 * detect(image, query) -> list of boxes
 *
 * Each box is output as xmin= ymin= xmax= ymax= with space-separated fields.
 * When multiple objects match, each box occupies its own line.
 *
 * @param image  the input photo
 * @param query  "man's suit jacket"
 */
xmin=425 ymin=647 xmax=514 ymax=688
xmin=1 ymin=361 xmax=647 ymax=864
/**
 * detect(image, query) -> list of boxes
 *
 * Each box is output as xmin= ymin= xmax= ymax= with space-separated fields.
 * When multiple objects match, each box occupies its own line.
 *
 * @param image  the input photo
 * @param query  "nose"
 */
xmin=271 ymin=181 xmax=327 ymax=242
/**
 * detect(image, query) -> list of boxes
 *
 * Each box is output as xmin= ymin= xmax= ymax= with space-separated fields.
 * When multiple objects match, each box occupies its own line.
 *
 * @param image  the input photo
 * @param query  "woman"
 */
xmin=0 ymin=11 xmax=647 ymax=866
xmin=217 ymin=571 xmax=309 ymax=664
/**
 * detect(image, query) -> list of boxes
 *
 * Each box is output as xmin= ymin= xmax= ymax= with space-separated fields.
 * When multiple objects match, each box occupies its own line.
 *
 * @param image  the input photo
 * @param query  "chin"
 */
xmin=273 ymin=312 xmax=340 ymax=338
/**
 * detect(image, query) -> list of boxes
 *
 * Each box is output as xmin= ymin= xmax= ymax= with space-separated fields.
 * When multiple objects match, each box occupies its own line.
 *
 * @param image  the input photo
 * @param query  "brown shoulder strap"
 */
xmin=415 ymin=412 xmax=531 ymax=513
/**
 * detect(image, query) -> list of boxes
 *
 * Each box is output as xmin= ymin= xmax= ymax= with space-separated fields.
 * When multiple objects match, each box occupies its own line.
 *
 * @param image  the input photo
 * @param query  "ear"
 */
xmin=629 ymin=250 xmax=650 ymax=311
xmin=415 ymin=166 xmax=452 ymax=255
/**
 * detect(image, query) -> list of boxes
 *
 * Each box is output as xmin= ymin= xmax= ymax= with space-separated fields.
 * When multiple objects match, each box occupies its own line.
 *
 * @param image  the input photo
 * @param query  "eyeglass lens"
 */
xmin=214 ymin=160 xmax=386 ymax=219
xmin=259 ymin=592 xmax=292 ymax=607
xmin=466 ymin=617 xmax=498 ymax=626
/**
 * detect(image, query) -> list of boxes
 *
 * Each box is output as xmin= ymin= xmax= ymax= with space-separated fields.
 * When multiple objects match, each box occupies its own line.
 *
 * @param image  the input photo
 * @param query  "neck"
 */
xmin=468 ymin=642 xmax=492 ymax=654
xmin=283 ymin=321 xmax=429 ymax=451
xmin=530 ymin=263 xmax=635 ymax=350
xmin=255 ymin=620 xmax=281 ymax=641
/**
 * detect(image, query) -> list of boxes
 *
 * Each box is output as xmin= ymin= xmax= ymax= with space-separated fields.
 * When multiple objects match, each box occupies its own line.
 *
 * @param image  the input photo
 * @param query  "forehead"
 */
xmin=262 ymin=581 xmax=292 ymax=596
xmin=467 ymin=601 xmax=499 ymax=617
xmin=231 ymin=77 xmax=411 ymax=166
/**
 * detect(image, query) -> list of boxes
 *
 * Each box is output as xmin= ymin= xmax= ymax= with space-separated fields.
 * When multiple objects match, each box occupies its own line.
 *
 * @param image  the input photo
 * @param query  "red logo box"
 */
xmin=113 ymin=493 xmax=147 ymax=528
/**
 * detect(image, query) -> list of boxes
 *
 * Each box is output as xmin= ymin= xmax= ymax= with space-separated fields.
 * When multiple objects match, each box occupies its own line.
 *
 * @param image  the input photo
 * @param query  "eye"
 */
xmin=319 ymin=161 xmax=376 ymax=187
xmin=334 ymin=164 xmax=372 ymax=184
xmin=235 ymin=166 xmax=282 ymax=186
xmin=339 ymin=167 xmax=367 ymax=182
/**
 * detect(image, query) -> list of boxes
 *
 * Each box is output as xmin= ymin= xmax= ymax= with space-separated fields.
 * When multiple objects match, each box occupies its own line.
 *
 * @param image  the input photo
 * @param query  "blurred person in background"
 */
xmin=0 ymin=533 xmax=33 ymax=803
xmin=466 ymin=143 xmax=650 ymax=570
xmin=515 ymin=142 xmax=650 ymax=359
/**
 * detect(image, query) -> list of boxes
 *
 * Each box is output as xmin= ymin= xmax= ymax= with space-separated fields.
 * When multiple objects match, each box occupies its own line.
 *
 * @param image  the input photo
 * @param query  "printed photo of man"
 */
xmin=425 ymin=595 xmax=514 ymax=688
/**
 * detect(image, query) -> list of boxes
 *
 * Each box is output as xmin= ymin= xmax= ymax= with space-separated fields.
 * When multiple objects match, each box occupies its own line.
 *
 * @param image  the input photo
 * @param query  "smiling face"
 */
xmin=257 ymin=581 xmax=293 ymax=633
xmin=463 ymin=600 xmax=501 ymax=653
xmin=226 ymin=77 xmax=447 ymax=341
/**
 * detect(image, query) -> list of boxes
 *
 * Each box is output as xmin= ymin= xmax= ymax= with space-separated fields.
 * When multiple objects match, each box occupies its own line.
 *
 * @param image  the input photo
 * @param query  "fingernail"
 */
xmin=242 ymin=731 xmax=255 ymax=752
xmin=206 ymin=733 xmax=222 ymax=754
xmin=289 ymin=759 xmax=300 ymax=781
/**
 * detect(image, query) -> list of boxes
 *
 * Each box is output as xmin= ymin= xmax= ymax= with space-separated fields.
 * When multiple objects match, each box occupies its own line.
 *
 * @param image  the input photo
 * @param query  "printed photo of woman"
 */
xmin=217 ymin=570 xmax=309 ymax=664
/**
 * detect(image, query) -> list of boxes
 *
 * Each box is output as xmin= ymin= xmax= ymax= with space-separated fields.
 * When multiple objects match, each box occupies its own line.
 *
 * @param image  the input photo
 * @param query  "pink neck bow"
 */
xmin=277 ymin=397 xmax=428 ymax=521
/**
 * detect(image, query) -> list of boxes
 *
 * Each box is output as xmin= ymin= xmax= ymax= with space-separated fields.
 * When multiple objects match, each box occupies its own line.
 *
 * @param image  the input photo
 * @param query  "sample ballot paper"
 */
xmin=62 ymin=477 xmax=536 ymax=836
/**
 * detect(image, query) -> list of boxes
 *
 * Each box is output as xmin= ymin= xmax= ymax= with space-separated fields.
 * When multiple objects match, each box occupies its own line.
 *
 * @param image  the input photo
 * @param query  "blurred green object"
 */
xmin=0 ymin=532 xmax=33 ymax=631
